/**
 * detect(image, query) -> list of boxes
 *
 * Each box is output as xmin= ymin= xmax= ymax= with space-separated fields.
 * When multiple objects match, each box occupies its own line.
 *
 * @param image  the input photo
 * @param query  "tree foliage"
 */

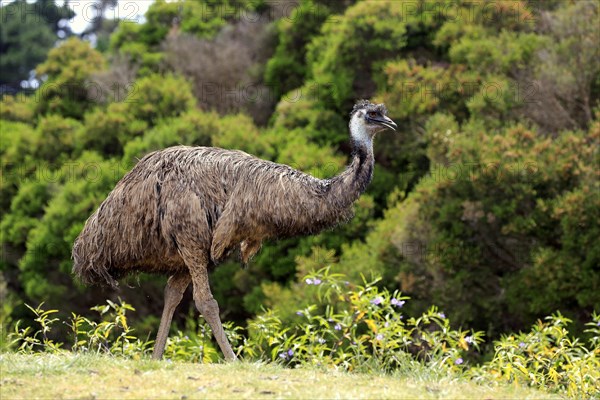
xmin=0 ymin=0 xmax=74 ymax=92
xmin=35 ymin=38 xmax=106 ymax=119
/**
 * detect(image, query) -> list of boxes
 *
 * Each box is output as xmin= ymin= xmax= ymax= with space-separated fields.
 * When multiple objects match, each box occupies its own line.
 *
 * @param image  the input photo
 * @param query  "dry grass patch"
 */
xmin=0 ymin=353 xmax=557 ymax=399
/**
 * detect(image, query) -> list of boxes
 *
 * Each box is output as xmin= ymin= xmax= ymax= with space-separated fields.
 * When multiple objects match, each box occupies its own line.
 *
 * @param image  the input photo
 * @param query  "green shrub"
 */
xmin=470 ymin=312 xmax=600 ymax=398
xmin=243 ymin=267 xmax=483 ymax=373
xmin=16 ymin=152 xmax=123 ymax=301
xmin=0 ymin=95 xmax=35 ymax=122
xmin=270 ymin=94 xmax=347 ymax=147
xmin=123 ymin=74 xmax=196 ymax=123
xmin=122 ymin=110 xmax=217 ymax=162
xmin=35 ymin=38 xmax=106 ymax=119
xmin=338 ymin=119 xmax=599 ymax=335
xmin=307 ymin=0 xmax=407 ymax=110
xmin=31 ymin=115 xmax=83 ymax=163
xmin=0 ymin=119 xmax=37 ymax=213
xmin=80 ymin=103 xmax=147 ymax=157
xmin=264 ymin=0 xmax=332 ymax=100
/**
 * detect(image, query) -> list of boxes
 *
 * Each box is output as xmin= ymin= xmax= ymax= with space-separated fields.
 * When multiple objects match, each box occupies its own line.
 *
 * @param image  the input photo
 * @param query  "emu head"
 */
xmin=349 ymin=100 xmax=397 ymax=144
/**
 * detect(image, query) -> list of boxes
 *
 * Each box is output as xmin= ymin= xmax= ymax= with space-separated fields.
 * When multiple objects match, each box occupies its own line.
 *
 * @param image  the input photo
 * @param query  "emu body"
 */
xmin=72 ymin=100 xmax=396 ymax=360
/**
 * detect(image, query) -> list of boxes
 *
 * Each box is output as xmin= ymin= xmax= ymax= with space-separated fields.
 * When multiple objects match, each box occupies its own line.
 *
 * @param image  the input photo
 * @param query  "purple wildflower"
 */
xmin=318 ymin=338 xmax=326 ymax=344
xmin=439 ymin=312 xmax=446 ymax=319
xmin=519 ymin=342 xmax=526 ymax=348
xmin=344 ymin=281 xmax=350 ymax=286
xmin=305 ymin=278 xmax=313 ymax=285
xmin=296 ymin=311 xmax=303 ymax=316
xmin=391 ymin=298 xmax=405 ymax=307
xmin=334 ymin=324 xmax=342 ymax=331
xmin=597 ymin=321 xmax=600 ymax=326
xmin=370 ymin=297 xmax=384 ymax=305
xmin=313 ymin=278 xmax=322 ymax=285
xmin=455 ymin=358 xmax=463 ymax=365
xmin=278 ymin=349 xmax=294 ymax=359
xmin=375 ymin=334 xmax=384 ymax=341
xmin=465 ymin=336 xmax=474 ymax=344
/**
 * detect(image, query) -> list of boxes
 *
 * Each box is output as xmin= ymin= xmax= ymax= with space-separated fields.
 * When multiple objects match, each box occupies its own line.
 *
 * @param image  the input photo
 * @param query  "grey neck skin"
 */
xmin=324 ymin=113 xmax=375 ymax=209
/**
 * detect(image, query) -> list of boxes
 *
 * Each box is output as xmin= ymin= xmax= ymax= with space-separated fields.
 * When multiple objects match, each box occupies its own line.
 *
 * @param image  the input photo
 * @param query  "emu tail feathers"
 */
xmin=72 ymin=248 xmax=119 ymax=288
xmin=71 ymin=227 xmax=119 ymax=289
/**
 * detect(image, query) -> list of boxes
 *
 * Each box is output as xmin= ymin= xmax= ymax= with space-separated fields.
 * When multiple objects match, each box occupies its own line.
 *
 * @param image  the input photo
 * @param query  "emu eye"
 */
xmin=367 ymin=111 xmax=377 ymax=118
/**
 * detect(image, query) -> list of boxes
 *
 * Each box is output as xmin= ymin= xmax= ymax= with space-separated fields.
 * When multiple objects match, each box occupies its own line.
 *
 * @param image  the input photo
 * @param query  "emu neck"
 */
xmin=326 ymin=137 xmax=374 ymax=209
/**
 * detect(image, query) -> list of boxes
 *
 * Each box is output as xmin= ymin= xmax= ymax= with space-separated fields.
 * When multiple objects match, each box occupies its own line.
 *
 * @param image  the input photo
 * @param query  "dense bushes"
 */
xmin=264 ymin=0 xmax=333 ymax=100
xmin=412 ymin=122 xmax=598 ymax=331
xmin=35 ymin=38 xmax=106 ymax=119
xmin=307 ymin=1 xmax=408 ymax=111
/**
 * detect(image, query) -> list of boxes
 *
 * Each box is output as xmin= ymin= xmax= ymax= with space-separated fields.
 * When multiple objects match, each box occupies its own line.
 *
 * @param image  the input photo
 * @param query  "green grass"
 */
xmin=0 ymin=353 xmax=558 ymax=399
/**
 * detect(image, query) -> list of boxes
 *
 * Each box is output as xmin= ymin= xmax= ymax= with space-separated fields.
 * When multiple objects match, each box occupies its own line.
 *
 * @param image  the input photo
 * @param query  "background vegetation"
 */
xmin=1 ymin=0 xmax=599 ymax=397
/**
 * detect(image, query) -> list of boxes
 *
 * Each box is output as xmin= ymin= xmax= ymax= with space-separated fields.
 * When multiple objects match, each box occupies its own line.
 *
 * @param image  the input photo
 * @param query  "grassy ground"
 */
xmin=0 ymin=353 xmax=558 ymax=399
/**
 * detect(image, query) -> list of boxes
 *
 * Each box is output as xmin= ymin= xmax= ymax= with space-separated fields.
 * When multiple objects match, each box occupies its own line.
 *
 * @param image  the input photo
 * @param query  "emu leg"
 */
xmin=152 ymin=273 xmax=190 ymax=360
xmin=190 ymin=266 xmax=237 ymax=361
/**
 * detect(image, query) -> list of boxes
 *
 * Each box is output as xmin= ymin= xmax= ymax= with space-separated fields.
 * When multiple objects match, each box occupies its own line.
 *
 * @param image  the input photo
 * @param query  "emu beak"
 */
xmin=374 ymin=115 xmax=397 ymax=131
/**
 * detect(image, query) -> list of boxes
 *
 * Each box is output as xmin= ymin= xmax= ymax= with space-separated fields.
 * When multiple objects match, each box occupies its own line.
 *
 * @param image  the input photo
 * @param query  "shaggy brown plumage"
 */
xmin=72 ymin=100 xmax=396 ymax=361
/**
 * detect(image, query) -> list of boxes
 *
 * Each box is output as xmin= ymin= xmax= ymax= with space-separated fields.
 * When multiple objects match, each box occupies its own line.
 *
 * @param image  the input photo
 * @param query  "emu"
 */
xmin=72 ymin=100 xmax=396 ymax=361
